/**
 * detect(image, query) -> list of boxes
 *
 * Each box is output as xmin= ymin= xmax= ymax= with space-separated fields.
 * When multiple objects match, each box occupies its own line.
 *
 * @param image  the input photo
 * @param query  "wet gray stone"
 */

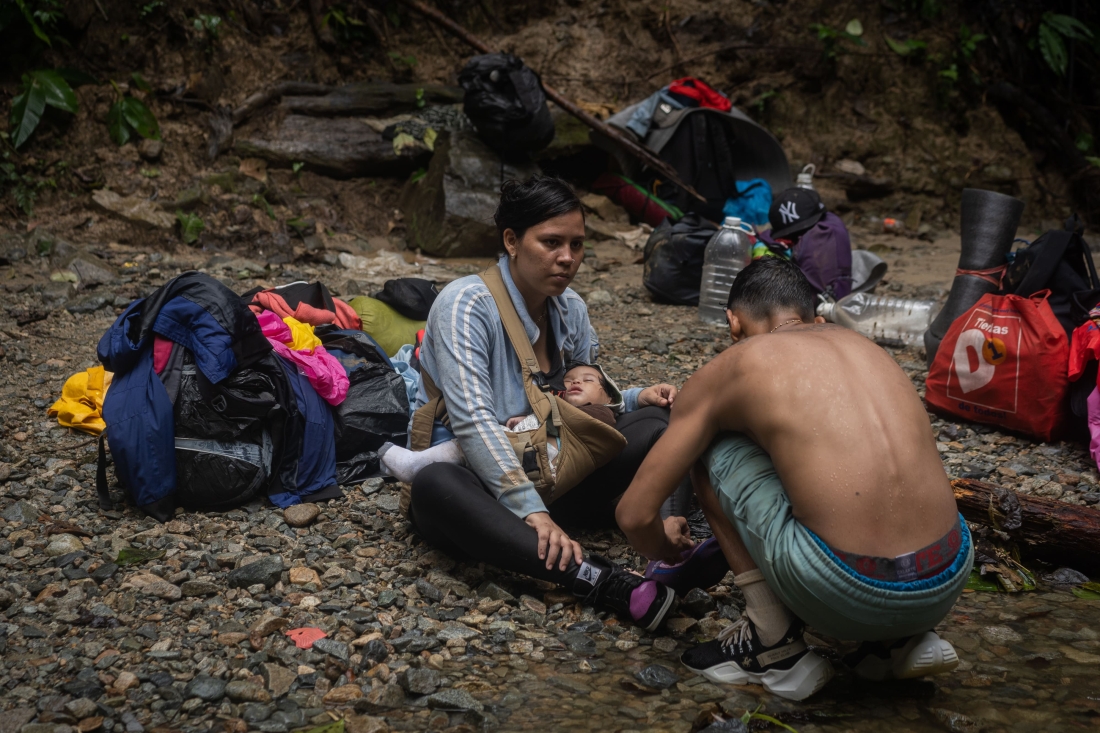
xmin=90 ymin=563 xmax=118 ymax=582
xmin=699 ymin=720 xmax=748 ymax=733
xmin=681 ymin=587 xmax=717 ymax=617
xmin=426 ymin=688 xmax=483 ymax=713
xmin=312 ymin=638 xmax=350 ymax=662
xmin=400 ymin=668 xmax=441 ymax=695
xmin=66 ymin=295 xmax=108 ymax=314
xmin=376 ymin=589 xmax=399 ymax=608
xmin=185 ymin=675 xmax=226 ymax=702
xmin=415 ymin=578 xmax=443 ymax=602
xmin=226 ymin=679 xmax=271 ymax=702
xmin=2 ymin=500 xmax=37 ymax=523
xmin=634 ymin=664 xmax=679 ymax=690
xmin=363 ymin=639 xmax=389 ymax=664
xmin=228 ymin=555 xmax=284 ymax=589
xmin=63 ymin=698 xmax=98 ymax=719
xmin=180 ymin=580 xmax=220 ymax=596
xmin=478 ymin=581 xmax=514 ymax=602
xmin=560 ymin=632 xmax=597 ymax=654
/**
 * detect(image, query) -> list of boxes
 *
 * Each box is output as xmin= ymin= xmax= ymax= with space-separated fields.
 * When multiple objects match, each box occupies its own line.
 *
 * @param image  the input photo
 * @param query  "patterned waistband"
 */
xmin=829 ymin=519 xmax=964 ymax=582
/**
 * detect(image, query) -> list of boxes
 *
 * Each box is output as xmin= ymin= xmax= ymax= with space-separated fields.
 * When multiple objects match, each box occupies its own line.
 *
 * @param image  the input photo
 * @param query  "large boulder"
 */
xmin=401 ymin=131 xmax=539 ymax=258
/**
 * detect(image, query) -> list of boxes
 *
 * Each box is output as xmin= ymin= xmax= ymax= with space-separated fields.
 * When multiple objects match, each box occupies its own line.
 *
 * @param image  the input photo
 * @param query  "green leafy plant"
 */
xmin=176 ymin=210 xmax=204 ymax=244
xmin=292 ymin=161 xmax=305 ymax=175
xmin=194 ymin=13 xmax=222 ymax=39
xmin=140 ymin=0 xmax=164 ymax=18
xmin=415 ymin=87 xmax=425 ymax=109
xmin=957 ymin=24 xmax=987 ymax=62
xmin=252 ymin=193 xmax=276 ymax=219
xmin=4 ymin=0 xmax=66 ymax=47
xmin=884 ymin=35 xmax=927 ymax=57
xmin=387 ymin=51 xmax=418 ymax=67
xmin=1037 ymin=12 xmax=1094 ymax=77
xmin=810 ymin=22 xmax=867 ymax=59
xmin=107 ymin=81 xmax=160 ymax=146
xmin=9 ymin=69 xmax=78 ymax=149
xmin=740 ymin=706 xmax=800 ymax=733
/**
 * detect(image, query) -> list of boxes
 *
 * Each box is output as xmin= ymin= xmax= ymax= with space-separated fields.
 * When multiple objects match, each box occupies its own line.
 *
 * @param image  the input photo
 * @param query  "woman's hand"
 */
xmin=525 ymin=512 xmax=584 ymax=571
xmin=505 ymin=416 xmax=525 ymax=429
xmin=638 ymin=383 xmax=679 ymax=408
xmin=661 ymin=516 xmax=694 ymax=562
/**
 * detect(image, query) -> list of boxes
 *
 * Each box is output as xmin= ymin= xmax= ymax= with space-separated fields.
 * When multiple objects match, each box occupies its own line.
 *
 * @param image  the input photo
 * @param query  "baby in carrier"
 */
xmin=380 ymin=363 xmax=621 ymax=483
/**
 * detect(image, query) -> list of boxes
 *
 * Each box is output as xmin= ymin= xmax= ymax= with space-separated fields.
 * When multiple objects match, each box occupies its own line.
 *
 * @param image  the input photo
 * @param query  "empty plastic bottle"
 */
xmin=698 ymin=216 xmax=754 ymax=325
xmin=817 ymin=292 xmax=941 ymax=347
xmin=796 ymin=164 xmax=816 ymax=190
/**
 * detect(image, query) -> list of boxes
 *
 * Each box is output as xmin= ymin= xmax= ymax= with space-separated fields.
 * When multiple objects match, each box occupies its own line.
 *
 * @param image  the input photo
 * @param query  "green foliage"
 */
xmin=322 ymin=5 xmax=372 ymax=45
xmin=116 ymin=547 xmax=166 ymax=566
xmin=844 ymin=19 xmax=863 ymax=37
xmin=896 ymin=0 xmax=942 ymax=21
xmin=1077 ymin=133 xmax=1095 ymax=153
xmin=176 ymin=210 xmax=204 ymax=244
xmin=107 ymin=88 xmax=160 ymax=146
xmin=957 ymin=24 xmax=987 ymax=62
xmin=9 ymin=69 xmax=78 ymax=149
xmin=409 ymin=167 xmax=427 ymax=184
xmin=7 ymin=0 xmax=66 ymax=47
xmin=1 ymin=145 xmax=49 ymax=215
xmin=885 ymin=35 xmax=927 ymax=57
xmin=810 ymin=22 xmax=867 ymax=59
xmin=740 ymin=706 xmax=800 ymax=733
xmin=1087 ymin=156 xmax=1100 ymax=168
xmin=1038 ymin=12 xmax=1094 ymax=77
xmin=130 ymin=72 xmax=152 ymax=93
xmin=388 ymin=51 xmax=418 ymax=67
xmin=415 ymin=87 xmax=425 ymax=109
xmin=1073 ymin=582 xmax=1100 ymax=600
xmin=753 ymin=90 xmax=778 ymax=115
xmin=292 ymin=161 xmax=305 ymax=175
xmin=140 ymin=1 xmax=164 ymax=18
xmin=194 ymin=14 xmax=222 ymax=39
xmin=252 ymin=193 xmax=276 ymax=219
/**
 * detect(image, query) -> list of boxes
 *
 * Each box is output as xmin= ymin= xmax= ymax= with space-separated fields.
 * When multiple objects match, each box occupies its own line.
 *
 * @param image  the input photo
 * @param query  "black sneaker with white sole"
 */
xmin=681 ymin=615 xmax=834 ymax=701
xmin=572 ymin=555 xmax=676 ymax=632
xmin=844 ymin=631 xmax=960 ymax=681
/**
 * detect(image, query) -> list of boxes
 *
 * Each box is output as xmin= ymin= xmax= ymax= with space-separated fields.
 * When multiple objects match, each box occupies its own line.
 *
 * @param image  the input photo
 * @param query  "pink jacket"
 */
xmin=257 ymin=311 xmax=349 ymax=406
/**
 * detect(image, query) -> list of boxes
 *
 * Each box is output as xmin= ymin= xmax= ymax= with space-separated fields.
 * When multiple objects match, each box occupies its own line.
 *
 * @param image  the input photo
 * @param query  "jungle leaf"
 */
xmin=10 ymin=76 xmax=46 ymax=149
xmin=115 ymin=547 xmax=166 ymax=566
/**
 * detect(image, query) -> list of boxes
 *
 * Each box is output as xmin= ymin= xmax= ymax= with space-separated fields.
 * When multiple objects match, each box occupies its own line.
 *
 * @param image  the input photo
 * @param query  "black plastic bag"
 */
xmin=374 ymin=278 xmax=439 ymax=321
xmin=458 ymin=53 xmax=554 ymax=158
xmin=173 ymin=351 xmax=282 ymax=510
xmin=642 ymin=213 xmax=718 ymax=305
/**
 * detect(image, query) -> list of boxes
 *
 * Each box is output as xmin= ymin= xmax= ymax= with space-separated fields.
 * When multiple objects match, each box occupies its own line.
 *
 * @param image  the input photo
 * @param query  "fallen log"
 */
xmin=952 ymin=478 xmax=1100 ymax=571
xmin=232 ymin=82 xmax=463 ymax=126
xmin=234 ymin=116 xmax=430 ymax=178
xmin=280 ymin=82 xmax=464 ymax=117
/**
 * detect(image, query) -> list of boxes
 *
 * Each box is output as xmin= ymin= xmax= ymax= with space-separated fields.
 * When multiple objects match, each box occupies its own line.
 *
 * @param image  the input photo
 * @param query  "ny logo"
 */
xmin=779 ymin=201 xmax=799 ymax=224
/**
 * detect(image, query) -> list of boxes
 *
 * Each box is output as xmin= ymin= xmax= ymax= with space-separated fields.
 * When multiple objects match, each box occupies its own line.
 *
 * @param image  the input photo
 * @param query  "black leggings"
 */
xmin=407 ymin=406 xmax=688 ymax=586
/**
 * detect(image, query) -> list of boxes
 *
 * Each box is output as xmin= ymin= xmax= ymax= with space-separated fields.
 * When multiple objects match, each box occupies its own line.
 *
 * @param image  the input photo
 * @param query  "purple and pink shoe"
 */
xmin=645 ymin=537 xmax=730 ymax=595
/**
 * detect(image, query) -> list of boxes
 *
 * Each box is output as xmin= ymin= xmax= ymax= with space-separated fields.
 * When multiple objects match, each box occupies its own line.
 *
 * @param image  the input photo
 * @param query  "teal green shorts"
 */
xmin=703 ymin=432 xmax=972 ymax=641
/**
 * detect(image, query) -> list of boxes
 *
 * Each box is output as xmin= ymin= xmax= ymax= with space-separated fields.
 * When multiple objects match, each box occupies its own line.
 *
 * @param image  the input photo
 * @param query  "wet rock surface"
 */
xmin=0 ymin=237 xmax=1097 ymax=733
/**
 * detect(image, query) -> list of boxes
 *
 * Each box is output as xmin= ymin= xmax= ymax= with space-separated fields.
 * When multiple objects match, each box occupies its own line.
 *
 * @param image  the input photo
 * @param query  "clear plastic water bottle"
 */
xmin=796 ymin=164 xmax=816 ymax=190
xmin=817 ymin=292 xmax=941 ymax=347
xmin=698 ymin=216 xmax=753 ymax=325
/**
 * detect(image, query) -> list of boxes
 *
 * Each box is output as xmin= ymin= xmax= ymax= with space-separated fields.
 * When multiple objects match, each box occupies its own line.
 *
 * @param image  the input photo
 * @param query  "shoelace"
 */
xmin=581 ymin=570 xmax=634 ymax=614
xmin=716 ymin=615 xmax=754 ymax=652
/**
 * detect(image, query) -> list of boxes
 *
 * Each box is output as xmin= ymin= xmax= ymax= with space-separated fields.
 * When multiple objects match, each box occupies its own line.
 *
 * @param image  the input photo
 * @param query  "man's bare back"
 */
xmin=692 ymin=323 xmax=957 ymax=557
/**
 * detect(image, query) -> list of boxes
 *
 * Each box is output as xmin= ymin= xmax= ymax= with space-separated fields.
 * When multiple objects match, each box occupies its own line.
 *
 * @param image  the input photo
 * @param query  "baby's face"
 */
xmin=563 ymin=366 xmax=611 ymax=407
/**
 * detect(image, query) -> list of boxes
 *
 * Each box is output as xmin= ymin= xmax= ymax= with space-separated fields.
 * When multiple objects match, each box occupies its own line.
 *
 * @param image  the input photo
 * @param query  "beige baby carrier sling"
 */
xmin=401 ymin=265 xmax=626 ymax=515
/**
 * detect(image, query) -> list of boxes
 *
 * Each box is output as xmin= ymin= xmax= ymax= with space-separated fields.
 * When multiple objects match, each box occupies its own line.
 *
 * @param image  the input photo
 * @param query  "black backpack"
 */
xmin=642 ymin=213 xmax=718 ymax=305
xmin=458 ymin=53 xmax=554 ymax=158
xmin=374 ymin=278 xmax=438 ymax=321
xmin=1003 ymin=215 xmax=1100 ymax=337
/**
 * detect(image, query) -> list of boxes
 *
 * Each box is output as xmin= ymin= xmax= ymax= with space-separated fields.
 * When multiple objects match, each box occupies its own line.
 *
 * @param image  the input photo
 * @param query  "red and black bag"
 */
xmin=925 ymin=290 xmax=1069 ymax=442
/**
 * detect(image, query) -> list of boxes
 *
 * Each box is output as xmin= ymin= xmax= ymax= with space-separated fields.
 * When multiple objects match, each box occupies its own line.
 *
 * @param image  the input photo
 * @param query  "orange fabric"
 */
xmin=249 ymin=291 xmax=361 ymax=330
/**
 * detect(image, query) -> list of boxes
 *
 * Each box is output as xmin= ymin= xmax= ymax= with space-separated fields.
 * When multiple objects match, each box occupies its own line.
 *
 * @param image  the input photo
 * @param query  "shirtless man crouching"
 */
xmin=616 ymin=257 xmax=972 ymax=701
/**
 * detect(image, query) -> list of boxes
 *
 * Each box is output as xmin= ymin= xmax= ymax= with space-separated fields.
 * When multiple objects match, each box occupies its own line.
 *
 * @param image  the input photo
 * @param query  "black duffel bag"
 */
xmin=642 ymin=213 xmax=718 ymax=305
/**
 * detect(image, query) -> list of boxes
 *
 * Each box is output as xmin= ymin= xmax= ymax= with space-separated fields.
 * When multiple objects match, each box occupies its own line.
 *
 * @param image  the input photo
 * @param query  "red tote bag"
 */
xmin=925 ymin=291 xmax=1069 ymax=442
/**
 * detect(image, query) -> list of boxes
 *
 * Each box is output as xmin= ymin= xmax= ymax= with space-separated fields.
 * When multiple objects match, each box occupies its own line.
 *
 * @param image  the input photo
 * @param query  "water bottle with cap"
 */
xmin=817 ymin=292 xmax=941 ymax=347
xmin=698 ymin=216 xmax=754 ymax=325
xmin=796 ymin=164 xmax=816 ymax=190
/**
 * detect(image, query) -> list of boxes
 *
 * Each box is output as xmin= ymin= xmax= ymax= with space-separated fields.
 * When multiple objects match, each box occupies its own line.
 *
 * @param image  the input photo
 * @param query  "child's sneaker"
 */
xmin=644 ymin=536 xmax=729 ymax=594
xmin=573 ymin=555 xmax=676 ymax=632
xmin=844 ymin=631 xmax=959 ymax=681
xmin=681 ymin=615 xmax=833 ymax=701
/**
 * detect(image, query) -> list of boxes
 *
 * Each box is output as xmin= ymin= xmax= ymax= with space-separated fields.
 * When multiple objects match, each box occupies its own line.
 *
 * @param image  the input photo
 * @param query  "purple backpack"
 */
xmin=761 ymin=211 xmax=852 ymax=299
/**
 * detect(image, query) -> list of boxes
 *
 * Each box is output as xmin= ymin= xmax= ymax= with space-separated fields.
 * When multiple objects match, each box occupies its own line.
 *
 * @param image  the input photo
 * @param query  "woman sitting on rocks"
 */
xmin=406 ymin=176 xmax=690 ymax=631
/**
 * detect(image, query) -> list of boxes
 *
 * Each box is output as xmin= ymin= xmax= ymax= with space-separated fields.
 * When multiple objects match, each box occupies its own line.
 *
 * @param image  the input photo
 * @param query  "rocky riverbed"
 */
xmin=0 ymin=231 xmax=1098 ymax=733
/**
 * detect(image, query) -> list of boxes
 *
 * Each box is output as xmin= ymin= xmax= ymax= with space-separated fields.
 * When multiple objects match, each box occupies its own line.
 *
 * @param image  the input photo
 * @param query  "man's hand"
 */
xmin=525 ymin=512 xmax=583 ymax=572
xmin=638 ymin=383 xmax=679 ymax=408
xmin=661 ymin=516 xmax=694 ymax=562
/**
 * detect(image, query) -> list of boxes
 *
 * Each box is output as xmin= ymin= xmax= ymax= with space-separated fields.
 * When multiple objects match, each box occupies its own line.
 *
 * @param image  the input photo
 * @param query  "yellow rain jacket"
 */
xmin=49 ymin=366 xmax=112 ymax=435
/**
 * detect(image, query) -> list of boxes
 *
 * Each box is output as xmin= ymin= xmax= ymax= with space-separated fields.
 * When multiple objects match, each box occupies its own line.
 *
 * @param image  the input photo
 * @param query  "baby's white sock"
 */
xmin=379 ymin=440 xmax=465 ymax=483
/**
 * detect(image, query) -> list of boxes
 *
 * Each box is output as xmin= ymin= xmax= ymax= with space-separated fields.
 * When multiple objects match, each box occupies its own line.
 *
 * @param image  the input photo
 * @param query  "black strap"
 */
xmin=1080 ymin=234 xmax=1100 ymax=290
xmin=96 ymin=436 xmax=112 ymax=511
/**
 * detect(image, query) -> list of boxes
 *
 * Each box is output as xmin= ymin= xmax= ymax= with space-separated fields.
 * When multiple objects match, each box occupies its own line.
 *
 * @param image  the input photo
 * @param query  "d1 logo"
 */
xmin=952 ymin=329 xmax=995 ymax=393
xmin=982 ymin=337 xmax=1008 ymax=366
